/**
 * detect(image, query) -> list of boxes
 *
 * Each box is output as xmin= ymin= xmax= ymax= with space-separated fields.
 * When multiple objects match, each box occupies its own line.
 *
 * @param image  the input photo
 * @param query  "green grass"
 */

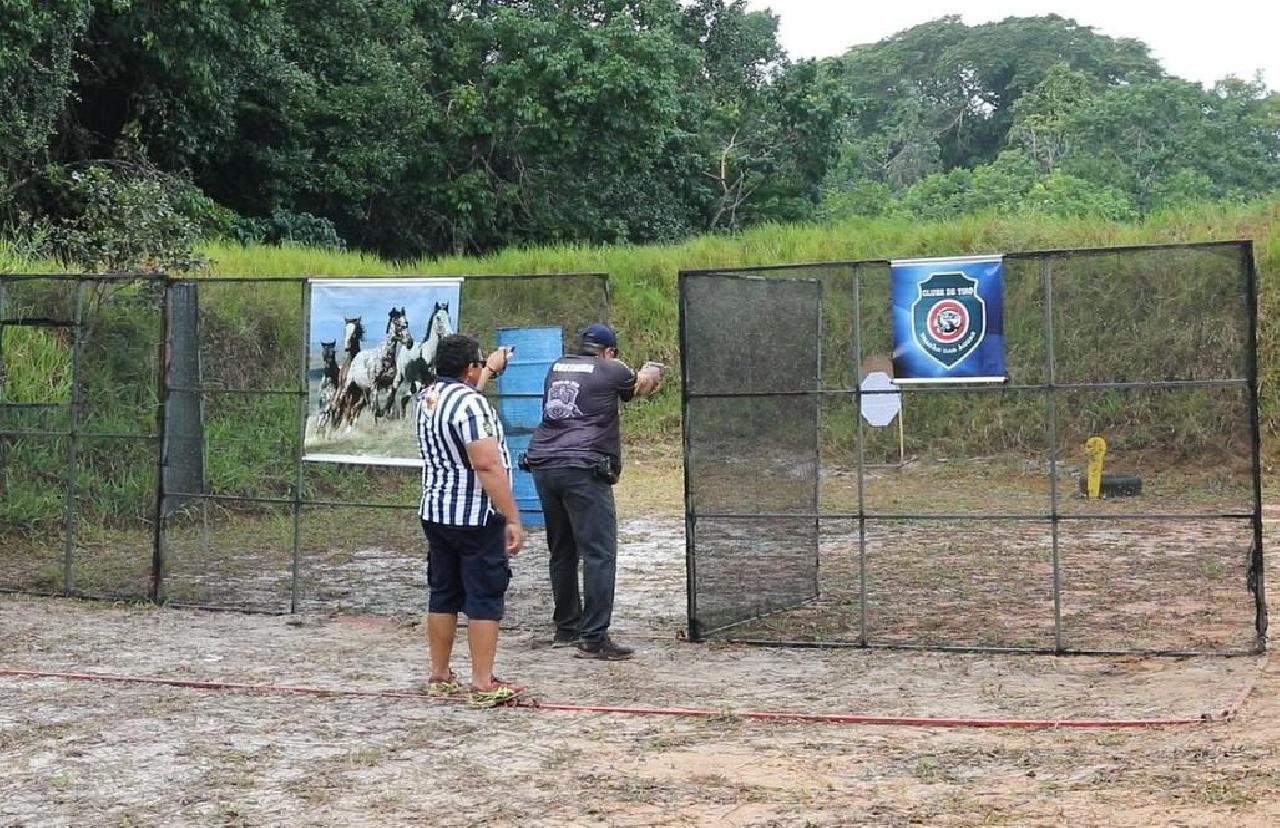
xmin=198 ymin=198 xmax=1280 ymax=446
xmin=1 ymin=326 xmax=72 ymax=403
xmin=4 ymin=198 xmax=1280 ymax=531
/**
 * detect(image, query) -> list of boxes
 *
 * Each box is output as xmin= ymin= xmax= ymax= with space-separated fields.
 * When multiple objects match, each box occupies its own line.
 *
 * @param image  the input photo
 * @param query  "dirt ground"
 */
xmin=2 ymin=457 xmax=1278 ymax=826
xmin=2 ymin=508 xmax=1279 ymax=826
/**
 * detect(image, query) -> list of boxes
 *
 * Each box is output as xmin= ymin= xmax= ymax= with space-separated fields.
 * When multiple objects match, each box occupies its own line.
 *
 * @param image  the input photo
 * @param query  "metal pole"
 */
xmin=197 ymin=282 xmax=211 ymax=581
xmin=852 ymin=264 xmax=869 ymax=647
xmin=1041 ymin=258 xmax=1063 ymax=652
xmin=1242 ymin=242 xmax=1267 ymax=651
xmin=0 ymin=281 xmax=7 ymax=521
xmin=678 ymin=274 xmax=700 ymax=641
xmin=291 ymin=281 xmax=311 ymax=614
xmin=64 ymin=280 xmax=85 ymax=594
xmin=812 ymin=279 xmax=822 ymax=601
xmin=897 ymin=409 xmax=905 ymax=465
xmin=151 ymin=277 xmax=171 ymax=603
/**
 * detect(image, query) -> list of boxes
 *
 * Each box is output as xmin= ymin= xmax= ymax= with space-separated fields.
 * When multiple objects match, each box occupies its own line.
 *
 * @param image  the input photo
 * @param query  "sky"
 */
xmin=308 ymin=279 xmax=460 ymax=351
xmin=744 ymin=1 xmax=1278 ymax=89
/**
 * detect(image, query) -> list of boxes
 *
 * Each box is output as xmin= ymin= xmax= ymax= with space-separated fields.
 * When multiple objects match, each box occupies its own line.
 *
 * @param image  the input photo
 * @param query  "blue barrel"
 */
xmin=495 ymin=326 xmax=563 ymax=529
xmin=503 ymin=431 xmax=544 ymax=528
xmin=496 ymin=326 xmax=562 ymax=431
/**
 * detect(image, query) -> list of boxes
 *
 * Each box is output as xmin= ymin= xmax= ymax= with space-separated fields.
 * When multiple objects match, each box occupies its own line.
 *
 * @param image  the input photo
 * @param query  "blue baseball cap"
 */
xmin=581 ymin=322 xmax=619 ymax=350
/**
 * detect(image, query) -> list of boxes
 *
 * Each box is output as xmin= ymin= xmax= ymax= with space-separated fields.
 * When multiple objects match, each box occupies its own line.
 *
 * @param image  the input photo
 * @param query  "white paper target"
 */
xmin=860 ymin=371 xmax=901 ymax=427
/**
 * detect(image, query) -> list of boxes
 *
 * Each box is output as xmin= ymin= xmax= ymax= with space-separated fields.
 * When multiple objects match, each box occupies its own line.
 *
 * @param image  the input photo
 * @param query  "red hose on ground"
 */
xmin=1219 ymin=655 xmax=1268 ymax=721
xmin=3 ymin=664 xmax=1263 ymax=729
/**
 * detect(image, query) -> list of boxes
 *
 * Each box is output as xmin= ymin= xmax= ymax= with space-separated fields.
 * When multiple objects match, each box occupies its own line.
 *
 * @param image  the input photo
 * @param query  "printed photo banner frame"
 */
xmin=303 ymin=277 xmax=463 ymax=466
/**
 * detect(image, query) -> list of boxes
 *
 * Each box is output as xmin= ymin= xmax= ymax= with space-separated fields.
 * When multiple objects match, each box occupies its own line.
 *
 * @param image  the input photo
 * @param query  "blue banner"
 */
xmin=891 ymin=255 xmax=1006 ymax=383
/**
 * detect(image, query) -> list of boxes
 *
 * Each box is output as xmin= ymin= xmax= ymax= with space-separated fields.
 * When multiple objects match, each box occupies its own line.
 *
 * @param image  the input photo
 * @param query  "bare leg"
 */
xmin=426 ymin=612 xmax=457 ymax=681
xmin=466 ymin=620 xmax=500 ymax=688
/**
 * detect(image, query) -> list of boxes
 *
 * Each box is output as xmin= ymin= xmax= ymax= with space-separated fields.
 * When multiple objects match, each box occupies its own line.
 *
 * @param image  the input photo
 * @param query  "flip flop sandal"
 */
xmin=468 ymin=678 xmax=526 ymax=708
xmin=418 ymin=671 xmax=463 ymax=697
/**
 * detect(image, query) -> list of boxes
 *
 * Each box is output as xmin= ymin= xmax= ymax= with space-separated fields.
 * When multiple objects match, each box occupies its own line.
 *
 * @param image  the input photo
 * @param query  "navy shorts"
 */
xmin=422 ymin=513 xmax=511 ymax=621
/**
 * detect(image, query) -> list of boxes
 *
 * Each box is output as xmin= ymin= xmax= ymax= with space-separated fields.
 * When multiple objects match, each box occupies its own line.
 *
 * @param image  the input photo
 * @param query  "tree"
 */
xmin=0 ymin=1 xmax=92 ymax=212
xmin=1058 ymin=77 xmax=1280 ymax=210
xmin=675 ymin=1 xmax=845 ymax=230
xmin=1008 ymin=63 xmax=1096 ymax=172
xmin=66 ymin=0 xmax=290 ymax=171
xmin=828 ymin=15 xmax=1163 ymax=177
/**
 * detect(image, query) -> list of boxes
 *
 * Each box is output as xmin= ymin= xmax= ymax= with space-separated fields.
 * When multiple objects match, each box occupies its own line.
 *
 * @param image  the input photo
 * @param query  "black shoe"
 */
xmin=551 ymin=630 xmax=579 ymax=648
xmin=574 ymin=637 xmax=634 ymax=660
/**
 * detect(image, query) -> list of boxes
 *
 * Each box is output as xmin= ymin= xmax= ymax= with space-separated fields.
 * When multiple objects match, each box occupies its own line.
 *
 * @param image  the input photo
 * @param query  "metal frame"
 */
xmin=680 ymin=240 xmax=1267 ymax=655
xmin=678 ymin=273 xmax=700 ymax=641
xmin=679 ymin=270 xmax=825 ymax=640
xmin=0 ymin=270 xmax=608 ymax=614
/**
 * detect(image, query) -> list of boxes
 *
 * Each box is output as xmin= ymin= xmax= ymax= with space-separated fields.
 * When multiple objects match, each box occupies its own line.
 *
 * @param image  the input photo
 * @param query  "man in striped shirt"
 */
xmin=416 ymin=333 xmax=524 ymax=695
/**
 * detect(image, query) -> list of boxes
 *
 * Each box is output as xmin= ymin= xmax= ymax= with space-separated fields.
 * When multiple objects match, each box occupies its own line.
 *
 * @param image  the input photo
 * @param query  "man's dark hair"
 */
xmin=435 ymin=333 xmax=481 ymax=379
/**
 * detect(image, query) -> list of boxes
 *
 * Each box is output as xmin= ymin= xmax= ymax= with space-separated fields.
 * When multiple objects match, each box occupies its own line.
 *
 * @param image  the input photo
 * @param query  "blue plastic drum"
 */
xmin=502 ymin=431 xmax=544 ymax=528
xmin=495 ymin=326 xmax=563 ymax=529
xmin=496 ymin=326 xmax=562 ymax=431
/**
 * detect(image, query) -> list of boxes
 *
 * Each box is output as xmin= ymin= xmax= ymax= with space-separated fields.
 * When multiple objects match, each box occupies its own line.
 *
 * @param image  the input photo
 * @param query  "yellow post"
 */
xmin=1085 ymin=436 xmax=1107 ymax=499
xmin=897 ymin=408 xmax=905 ymax=465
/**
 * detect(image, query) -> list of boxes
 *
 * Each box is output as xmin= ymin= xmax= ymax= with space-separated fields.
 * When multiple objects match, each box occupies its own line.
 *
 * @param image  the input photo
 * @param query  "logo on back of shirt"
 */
xmin=545 ymin=380 xmax=584 ymax=420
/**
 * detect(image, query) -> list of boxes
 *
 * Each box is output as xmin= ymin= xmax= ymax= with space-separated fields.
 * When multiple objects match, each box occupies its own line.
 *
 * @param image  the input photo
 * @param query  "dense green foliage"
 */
xmin=819 ymin=17 xmax=1280 ymax=222
xmin=2 ymin=6 xmax=1277 ymax=262
xmin=3 ymin=0 xmax=843 ymax=258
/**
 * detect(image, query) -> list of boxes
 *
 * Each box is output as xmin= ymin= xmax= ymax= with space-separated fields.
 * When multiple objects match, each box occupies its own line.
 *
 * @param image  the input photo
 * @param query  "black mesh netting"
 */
xmin=681 ymin=273 xmax=822 ymax=636
xmin=1 ymin=273 xmax=609 ymax=614
xmin=680 ymin=243 xmax=1265 ymax=653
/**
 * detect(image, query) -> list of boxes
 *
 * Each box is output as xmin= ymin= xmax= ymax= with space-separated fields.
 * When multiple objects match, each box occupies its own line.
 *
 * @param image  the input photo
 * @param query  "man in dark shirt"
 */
xmin=526 ymin=323 xmax=662 ymax=659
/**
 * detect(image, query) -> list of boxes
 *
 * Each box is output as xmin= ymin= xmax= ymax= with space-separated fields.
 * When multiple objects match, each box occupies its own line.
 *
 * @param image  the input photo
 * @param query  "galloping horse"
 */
xmin=315 ymin=340 xmax=341 ymax=433
xmin=397 ymin=302 xmax=454 ymax=417
xmin=331 ymin=317 xmax=367 ymax=429
xmin=344 ymin=307 xmax=413 ymax=424
xmin=341 ymin=316 xmax=364 ymax=363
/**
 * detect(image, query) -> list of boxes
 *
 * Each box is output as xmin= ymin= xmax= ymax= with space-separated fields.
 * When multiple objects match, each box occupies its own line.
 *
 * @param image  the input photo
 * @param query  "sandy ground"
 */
xmin=2 ymin=506 xmax=1279 ymax=826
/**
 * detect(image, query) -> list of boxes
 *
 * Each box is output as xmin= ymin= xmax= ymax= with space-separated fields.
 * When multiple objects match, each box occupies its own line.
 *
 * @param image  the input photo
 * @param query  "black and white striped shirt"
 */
xmin=416 ymin=378 xmax=511 ymax=526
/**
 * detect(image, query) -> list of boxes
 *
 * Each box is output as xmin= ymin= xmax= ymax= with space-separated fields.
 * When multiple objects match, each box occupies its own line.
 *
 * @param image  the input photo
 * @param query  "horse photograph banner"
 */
xmin=304 ymin=277 xmax=462 ymax=465
xmin=891 ymin=254 xmax=1006 ymax=384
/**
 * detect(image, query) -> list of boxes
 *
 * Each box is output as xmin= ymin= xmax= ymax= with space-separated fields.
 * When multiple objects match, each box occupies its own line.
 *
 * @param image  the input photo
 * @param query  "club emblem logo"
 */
xmin=911 ymin=272 xmax=987 ymax=368
xmin=544 ymin=380 xmax=583 ymax=420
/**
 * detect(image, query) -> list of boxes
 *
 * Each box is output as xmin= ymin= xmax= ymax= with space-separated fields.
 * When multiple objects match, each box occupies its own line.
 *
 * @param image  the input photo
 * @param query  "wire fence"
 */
xmin=0 ymin=272 xmax=608 ymax=614
xmin=679 ymin=241 xmax=1266 ymax=655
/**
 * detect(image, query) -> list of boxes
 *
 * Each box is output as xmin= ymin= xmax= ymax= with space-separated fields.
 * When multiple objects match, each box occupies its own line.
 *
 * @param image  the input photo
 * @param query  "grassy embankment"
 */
xmin=210 ymin=199 xmax=1280 ymax=444
xmin=2 ymin=199 xmax=1279 ymax=531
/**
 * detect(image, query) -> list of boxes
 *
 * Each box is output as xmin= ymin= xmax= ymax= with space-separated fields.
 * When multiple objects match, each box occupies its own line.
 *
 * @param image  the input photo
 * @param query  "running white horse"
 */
xmin=341 ymin=316 xmax=364 ymax=364
xmin=331 ymin=317 xmax=367 ymax=429
xmin=397 ymin=301 xmax=453 ymax=417
xmin=343 ymin=307 xmax=413 ymax=425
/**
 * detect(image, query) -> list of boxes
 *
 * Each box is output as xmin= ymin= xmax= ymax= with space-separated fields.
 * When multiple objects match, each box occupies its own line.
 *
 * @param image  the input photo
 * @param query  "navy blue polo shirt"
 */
xmin=526 ymin=355 xmax=637 ymax=468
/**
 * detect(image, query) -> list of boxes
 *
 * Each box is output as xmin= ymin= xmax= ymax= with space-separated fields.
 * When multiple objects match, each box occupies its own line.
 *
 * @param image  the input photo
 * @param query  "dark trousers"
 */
xmin=532 ymin=466 xmax=617 ymax=644
xmin=421 ymin=513 xmax=510 ymax=621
